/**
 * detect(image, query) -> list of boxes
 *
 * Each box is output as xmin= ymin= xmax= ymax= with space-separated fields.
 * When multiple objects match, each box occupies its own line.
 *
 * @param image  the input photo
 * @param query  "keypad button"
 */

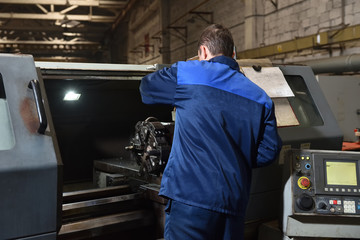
xmin=343 ymin=201 xmax=356 ymax=214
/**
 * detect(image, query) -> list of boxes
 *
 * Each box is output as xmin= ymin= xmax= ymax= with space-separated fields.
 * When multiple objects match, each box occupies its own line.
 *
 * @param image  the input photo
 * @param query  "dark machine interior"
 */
xmin=37 ymin=68 xmax=174 ymax=239
xmin=43 ymin=74 xmax=173 ymax=184
xmin=42 ymin=70 xmax=332 ymax=185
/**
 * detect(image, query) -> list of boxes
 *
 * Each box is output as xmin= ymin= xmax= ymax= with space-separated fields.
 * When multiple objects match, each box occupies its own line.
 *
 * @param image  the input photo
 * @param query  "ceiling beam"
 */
xmin=60 ymin=5 xmax=79 ymax=14
xmin=3 ymin=48 xmax=100 ymax=54
xmin=0 ymin=32 xmax=102 ymax=40
xmin=0 ymin=25 xmax=106 ymax=33
xmin=0 ymin=0 xmax=126 ymax=61
xmin=36 ymin=4 xmax=48 ymax=14
xmin=0 ymin=0 xmax=98 ymax=5
xmin=0 ymin=39 xmax=100 ymax=45
xmin=0 ymin=12 xmax=116 ymax=22
xmin=0 ymin=0 xmax=128 ymax=7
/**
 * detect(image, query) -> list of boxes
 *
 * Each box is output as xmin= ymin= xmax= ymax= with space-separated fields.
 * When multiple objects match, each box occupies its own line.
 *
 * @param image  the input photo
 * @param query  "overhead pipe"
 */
xmin=301 ymin=54 xmax=360 ymax=74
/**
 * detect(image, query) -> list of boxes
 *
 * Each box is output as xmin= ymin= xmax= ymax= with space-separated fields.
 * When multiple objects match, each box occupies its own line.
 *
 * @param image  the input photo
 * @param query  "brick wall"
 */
xmin=111 ymin=0 xmax=360 ymax=64
xmin=263 ymin=0 xmax=352 ymax=45
xmin=168 ymin=0 xmax=245 ymax=62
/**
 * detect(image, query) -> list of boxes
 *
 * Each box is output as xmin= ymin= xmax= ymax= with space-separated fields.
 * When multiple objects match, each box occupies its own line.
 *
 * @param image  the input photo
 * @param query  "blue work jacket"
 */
xmin=140 ymin=56 xmax=282 ymax=216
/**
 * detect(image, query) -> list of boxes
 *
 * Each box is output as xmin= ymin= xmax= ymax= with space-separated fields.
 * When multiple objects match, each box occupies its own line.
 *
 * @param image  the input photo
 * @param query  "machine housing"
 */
xmin=283 ymin=149 xmax=360 ymax=238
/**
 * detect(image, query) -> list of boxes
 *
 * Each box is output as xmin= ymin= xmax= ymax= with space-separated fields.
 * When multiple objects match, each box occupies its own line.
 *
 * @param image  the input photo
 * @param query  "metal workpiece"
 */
xmin=126 ymin=117 xmax=174 ymax=177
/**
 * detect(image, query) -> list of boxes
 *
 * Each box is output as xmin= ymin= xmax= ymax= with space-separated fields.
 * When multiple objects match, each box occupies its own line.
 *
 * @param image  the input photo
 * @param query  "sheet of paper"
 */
xmin=273 ymin=98 xmax=299 ymax=127
xmin=241 ymin=67 xmax=294 ymax=98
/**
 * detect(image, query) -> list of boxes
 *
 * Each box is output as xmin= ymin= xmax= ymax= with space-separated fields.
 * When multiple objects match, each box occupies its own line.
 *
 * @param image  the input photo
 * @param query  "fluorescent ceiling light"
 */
xmin=55 ymin=19 xmax=80 ymax=28
xmin=64 ymin=91 xmax=81 ymax=101
xmin=63 ymin=32 xmax=82 ymax=37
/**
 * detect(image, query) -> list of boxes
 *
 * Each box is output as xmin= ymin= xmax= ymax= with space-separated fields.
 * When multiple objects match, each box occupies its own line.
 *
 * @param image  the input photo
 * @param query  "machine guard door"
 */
xmin=0 ymin=54 xmax=60 ymax=240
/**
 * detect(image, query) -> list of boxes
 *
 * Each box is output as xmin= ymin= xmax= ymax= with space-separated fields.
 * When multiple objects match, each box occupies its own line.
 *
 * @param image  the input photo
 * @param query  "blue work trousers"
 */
xmin=164 ymin=199 xmax=244 ymax=240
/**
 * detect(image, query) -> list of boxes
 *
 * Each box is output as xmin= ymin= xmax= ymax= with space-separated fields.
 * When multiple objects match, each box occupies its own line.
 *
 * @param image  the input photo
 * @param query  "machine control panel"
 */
xmin=290 ymin=150 xmax=360 ymax=216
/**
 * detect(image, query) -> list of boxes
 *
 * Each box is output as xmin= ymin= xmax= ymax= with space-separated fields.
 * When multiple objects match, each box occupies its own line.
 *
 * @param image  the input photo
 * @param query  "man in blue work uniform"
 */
xmin=140 ymin=24 xmax=282 ymax=239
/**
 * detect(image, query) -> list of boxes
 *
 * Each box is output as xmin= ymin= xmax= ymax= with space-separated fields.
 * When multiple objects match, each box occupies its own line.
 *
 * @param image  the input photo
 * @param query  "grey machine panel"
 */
xmin=0 ymin=54 xmax=59 ymax=239
xmin=283 ymin=149 xmax=360 ymax=238
xmin=318 ymin=75 xmax=360 ymax=142
xmin=246 ymin=65 xmax=343 ymax=221
xmin=277 ymin=65 xmax=343 ymax=150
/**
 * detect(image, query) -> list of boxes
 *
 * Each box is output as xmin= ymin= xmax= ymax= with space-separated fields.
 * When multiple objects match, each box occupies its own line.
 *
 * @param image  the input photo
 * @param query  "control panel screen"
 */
xmin=326 ymin=161 xmax=357 ymax=186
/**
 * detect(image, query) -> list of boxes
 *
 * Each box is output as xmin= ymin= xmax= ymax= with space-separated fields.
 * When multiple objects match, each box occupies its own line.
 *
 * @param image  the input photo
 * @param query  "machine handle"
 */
xmin=28 ymin=79 xmax=47 ymax=134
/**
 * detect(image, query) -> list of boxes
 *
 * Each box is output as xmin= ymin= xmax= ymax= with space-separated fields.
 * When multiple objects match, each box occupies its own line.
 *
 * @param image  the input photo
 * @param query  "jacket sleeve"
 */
xmin=139 ymin=63 xmax=178 ymax=105
xmin=255 ymin=102 xmax=283 ymax=167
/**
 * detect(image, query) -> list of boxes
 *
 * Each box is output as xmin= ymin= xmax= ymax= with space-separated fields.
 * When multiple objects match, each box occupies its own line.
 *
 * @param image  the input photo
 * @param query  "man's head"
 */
xmin=197 ymin=24 xmax=234 ymax=61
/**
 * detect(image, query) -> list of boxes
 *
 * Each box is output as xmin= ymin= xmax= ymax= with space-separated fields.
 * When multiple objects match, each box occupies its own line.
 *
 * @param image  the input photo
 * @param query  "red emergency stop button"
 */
xmin=301 ymin=178 xmax=310 ymax=187
xmin=298 ymin=176 xmax=311 ymax=189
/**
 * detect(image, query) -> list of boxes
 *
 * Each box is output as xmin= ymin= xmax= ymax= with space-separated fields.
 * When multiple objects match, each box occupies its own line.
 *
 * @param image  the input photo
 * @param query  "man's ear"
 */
xmin=198 ymin=45 xmax=208 ymax=60
xmin=202 ymin=46 xmax=208 ymax=60
xmin=232 ymin=45 xmax=237 ymax=60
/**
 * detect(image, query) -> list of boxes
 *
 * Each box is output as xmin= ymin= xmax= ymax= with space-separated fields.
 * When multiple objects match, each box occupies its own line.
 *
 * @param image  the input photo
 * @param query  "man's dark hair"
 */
xmin=198 ymin=24 xmax=234 ymax=58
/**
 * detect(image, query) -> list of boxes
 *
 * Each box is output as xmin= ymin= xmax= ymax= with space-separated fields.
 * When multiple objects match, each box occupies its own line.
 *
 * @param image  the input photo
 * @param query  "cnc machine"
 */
xmin=0 ymin=53 xmax=352 ymax=239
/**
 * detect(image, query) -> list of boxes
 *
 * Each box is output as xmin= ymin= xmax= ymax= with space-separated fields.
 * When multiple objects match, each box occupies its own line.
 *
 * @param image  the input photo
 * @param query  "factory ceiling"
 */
xmin=0 ymin=0 xmax=130 ymax=61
